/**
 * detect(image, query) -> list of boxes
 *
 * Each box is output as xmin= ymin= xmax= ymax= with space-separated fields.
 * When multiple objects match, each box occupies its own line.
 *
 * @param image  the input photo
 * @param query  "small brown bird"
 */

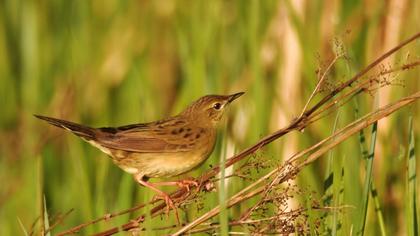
xmin=35 ymin=92 xmax=243 ymax=219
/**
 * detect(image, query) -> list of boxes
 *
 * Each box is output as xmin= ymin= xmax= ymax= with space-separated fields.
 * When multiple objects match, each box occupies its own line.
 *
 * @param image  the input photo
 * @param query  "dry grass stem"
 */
xmin=300 ymin=52 xmax=342 ymax=118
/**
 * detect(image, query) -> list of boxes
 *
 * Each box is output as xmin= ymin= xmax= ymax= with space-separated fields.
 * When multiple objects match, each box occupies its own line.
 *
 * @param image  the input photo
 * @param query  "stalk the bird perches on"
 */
xmin=35 ymin=92 xmax=244 ymax=222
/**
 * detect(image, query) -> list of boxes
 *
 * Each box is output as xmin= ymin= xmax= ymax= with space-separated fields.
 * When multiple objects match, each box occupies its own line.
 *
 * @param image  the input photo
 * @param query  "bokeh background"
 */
xmin=0 ymin=0 xmax=419 ymax=235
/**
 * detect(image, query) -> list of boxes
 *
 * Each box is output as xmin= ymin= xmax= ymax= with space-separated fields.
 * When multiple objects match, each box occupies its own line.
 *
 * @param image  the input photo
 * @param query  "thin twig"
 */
xmin=45 ymin=209 xmax=74 ymax=235
xmin=297 ymin=92 xmax=420 ymax=168
xmin=56 ymin=203 xmax=148 ymax=236
xmin=300 ymin=55 xmax=340 ymax=118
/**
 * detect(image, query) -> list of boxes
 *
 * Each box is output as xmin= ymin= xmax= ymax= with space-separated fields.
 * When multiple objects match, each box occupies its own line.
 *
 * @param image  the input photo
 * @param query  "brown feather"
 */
xmin=34 ymin=115 xmax=96 ymax=140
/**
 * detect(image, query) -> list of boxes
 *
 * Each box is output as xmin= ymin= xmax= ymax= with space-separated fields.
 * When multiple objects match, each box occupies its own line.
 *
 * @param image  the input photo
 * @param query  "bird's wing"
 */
xmin=95 ymin=118 xmax=197 ymax=153
xmin=96 ymin=135 xmax=190 ymax=153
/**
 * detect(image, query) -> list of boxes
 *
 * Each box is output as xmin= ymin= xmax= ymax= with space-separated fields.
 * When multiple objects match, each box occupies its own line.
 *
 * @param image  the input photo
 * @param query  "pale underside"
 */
xmin=116 ymin=150 xmax=211 ymax=177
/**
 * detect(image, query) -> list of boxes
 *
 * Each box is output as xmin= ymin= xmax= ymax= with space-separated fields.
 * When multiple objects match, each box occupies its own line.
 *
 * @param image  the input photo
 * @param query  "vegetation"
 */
xmin=0 ymin=1 xmax=419 ymax=235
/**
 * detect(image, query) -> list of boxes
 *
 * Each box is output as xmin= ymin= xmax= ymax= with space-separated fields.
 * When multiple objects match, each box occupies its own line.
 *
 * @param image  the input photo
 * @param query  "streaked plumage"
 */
xmin=35 ymin=92 xmax=243 ymax=221
xmin=35 ymin=92 xmax=243 ymax=180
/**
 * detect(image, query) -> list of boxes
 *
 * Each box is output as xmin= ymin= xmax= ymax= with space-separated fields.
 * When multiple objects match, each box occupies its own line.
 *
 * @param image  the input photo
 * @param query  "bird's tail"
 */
xmin=34 ymin=115 xmax=96 ymax=140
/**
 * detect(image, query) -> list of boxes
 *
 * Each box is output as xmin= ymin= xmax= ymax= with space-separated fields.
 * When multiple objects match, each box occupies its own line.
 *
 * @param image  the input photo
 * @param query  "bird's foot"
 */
xmin=134 ymin=174 xmax=181 ymax=225
xmin=152 ymin=192 xmax=180 ymax=224
xmin=151 ymin=178 xmax=200 ymax=193
xmin=175 ymin=179 xmax=199 ymax=192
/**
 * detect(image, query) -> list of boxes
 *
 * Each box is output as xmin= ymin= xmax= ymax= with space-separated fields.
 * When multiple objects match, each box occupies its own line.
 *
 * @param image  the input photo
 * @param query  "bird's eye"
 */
xmin=213 ymin=103 xmax=222 ymax=110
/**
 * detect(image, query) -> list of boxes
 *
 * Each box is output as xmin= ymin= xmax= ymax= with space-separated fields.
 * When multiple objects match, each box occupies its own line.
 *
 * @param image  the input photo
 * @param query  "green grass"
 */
xmin=407 ymin=116 xmax=419 ymax=236
xmin=218 ymin=124 xmax=229 ymax=236
xmin=0 ymin=0 xmax=419 ymax=235
xmin=357 ymin=121 xmax=377 ymax=235
xmin=322 ymin=110 xmax=343 ymax=235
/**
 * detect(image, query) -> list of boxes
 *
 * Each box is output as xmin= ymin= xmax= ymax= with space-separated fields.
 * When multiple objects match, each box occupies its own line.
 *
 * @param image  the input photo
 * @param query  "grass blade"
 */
xmin=355 ymin=101 xmax=386 ymax=236
xmin=370 ymin=183 xmax=386 ymax=236
xmin=357 ymin=121 xmax=377 ymax=236
xmin=17 ymin=217 xmax=29 ymax=236
xmin=43 ymin=196 xmax=51 ymax=236
xmin=218 ymin=128 xmax=229 ymax=236
xmin=355 ymin=102 xmax=386 ymax=236
xmin=407 ymin=116 xmax=418 ymax=236
xmin=322 ymin=111 xmax=341 ymax=234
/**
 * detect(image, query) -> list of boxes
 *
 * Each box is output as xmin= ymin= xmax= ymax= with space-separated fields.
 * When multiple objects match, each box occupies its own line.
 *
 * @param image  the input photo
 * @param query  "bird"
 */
xmin=35 ymin=92 xmax=244 ymax=221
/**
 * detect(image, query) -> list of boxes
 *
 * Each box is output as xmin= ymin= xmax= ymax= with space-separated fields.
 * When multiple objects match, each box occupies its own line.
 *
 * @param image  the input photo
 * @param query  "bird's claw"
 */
xmin=153 ymin=193 xmax=180 ymax=225
xmin=176 ymin=179 xmax=199 ymax=192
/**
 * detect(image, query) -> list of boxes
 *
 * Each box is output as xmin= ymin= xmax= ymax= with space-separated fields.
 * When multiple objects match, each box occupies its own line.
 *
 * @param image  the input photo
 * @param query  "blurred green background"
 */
xmin=0 ymin=0 xmax=419 ymax=235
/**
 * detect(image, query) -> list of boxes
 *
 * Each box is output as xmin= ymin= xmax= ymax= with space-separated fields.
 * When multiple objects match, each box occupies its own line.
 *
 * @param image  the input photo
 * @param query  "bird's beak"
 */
xmin=227 ymin=92 xmax=245 ymax=103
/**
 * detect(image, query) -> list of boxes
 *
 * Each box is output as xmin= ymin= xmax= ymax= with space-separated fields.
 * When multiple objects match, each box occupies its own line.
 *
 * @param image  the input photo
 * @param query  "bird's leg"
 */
xmin=152 ymin=179 xmax=199 ymax=192
xmin=134 ymin=174 xmax=180 ymax=224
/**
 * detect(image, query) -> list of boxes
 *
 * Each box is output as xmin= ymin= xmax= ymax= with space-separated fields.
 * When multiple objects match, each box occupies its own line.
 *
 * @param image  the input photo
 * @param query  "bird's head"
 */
xmin=181 ymin=92 xmax=244 ymax=127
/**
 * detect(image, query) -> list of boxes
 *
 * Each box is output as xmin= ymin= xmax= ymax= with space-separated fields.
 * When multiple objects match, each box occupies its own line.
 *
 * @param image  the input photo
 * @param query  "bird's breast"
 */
xmin=117 ymin=151 xmax=210 ymax=178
